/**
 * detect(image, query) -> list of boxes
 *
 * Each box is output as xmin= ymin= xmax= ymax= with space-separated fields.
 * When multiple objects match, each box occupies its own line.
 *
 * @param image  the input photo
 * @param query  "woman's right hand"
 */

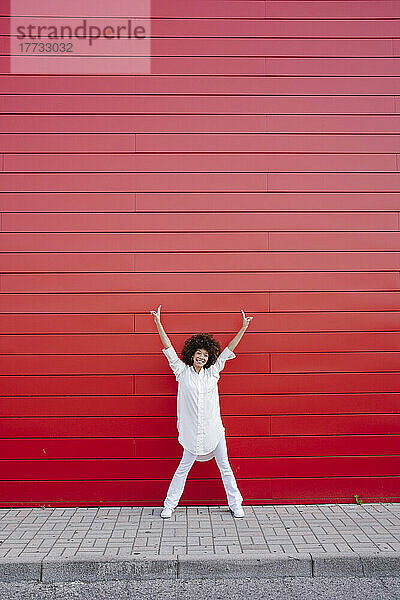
xmin=150 ymin=304 xmax=162 ymax=323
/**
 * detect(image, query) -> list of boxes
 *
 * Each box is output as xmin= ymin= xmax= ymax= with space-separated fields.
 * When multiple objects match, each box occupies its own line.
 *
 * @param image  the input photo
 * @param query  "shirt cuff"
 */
xmin=162 ymin=345 xmax=179 ymax=359
xmin=222 ymin=346 xmax=236 ymax=359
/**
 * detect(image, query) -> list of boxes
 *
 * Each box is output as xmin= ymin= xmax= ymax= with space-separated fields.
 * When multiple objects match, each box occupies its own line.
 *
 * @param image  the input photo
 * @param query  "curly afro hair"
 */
xmin=181 ymin=332 xmax=222 ymax=369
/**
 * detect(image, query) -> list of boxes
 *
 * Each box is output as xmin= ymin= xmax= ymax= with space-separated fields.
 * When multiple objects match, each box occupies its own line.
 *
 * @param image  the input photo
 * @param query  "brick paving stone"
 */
xmin=212 ymin=545 xmax=229 ymax=553
xmin=0 ymin=548 xmax=27 ymax=558
xmin=267 ymin=545 xmax=298 ymax=553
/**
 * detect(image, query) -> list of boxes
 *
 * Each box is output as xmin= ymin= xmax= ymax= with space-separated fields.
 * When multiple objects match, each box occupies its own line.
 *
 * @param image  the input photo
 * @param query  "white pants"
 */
xmin=163 ymin=435 xmax=243 ymax=511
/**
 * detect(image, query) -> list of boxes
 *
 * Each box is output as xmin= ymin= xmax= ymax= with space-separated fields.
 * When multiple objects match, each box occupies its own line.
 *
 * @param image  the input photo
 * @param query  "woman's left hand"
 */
xmin=241 ymin=309 xmax=253 ymax=328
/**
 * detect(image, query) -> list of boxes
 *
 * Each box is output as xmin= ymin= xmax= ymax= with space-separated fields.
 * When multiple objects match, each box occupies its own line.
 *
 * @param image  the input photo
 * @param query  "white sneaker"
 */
xmin=230 ymin=506 xmax=245 ymax=518
xmin=161 ymin=507 xmax=174 ymax=518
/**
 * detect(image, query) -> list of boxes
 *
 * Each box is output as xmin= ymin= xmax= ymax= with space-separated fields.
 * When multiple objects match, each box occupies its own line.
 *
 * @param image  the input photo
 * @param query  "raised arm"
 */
xmin=150 ymin=304 xmax=186 ymax=381
xmin=227 ymin=309 xmax=253 ymax=351
xmin=150 ymin=304 xmax=172 ymax=349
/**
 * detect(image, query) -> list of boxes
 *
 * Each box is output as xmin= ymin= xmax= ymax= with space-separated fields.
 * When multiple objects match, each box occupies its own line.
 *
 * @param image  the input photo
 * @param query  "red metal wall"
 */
xmin=1 ymin=0 xmax=400 ymax=507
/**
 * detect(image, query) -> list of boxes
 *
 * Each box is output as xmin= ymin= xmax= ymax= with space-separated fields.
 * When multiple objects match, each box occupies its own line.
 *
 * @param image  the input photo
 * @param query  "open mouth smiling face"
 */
xmin=193 ymin=348 xmax=209 ymax=367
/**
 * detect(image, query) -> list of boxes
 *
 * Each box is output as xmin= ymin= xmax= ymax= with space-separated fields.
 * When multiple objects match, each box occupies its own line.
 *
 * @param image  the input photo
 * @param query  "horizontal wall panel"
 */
xmin=3 ymin=18 xmax=400 ymax=39
xmin=2 ymin=251 xmax=400 ymax=273
xmin=2 ymin=456 xmax=400 ymax=480
xmin=0 ymin=395 xmax=178 ymax=417
xmin=2 ymin=35 xmax=400 ymax=59
xmin=5 ymin=153 xmax=396 ymax=173
xmin=0 ymin=474 xmax=397 ymax=506
xmin=0 ymin=478 xmax=398 ymax=507
xmin=134 ymin=76 xmax=400 ymax=95
xmin=0 ymin=95 xmax=396 ymax=115
xmin=0 ymin=354 xmax=266 ymax=376
xmin=265 ymin=2 xmax=400 ymax=19
xmin=1 ymin=373 xmax=400 ymax=397
xmin=264 ymin=58 xmax=400 ymax=76
xmin=151 ymin=39 xmax=396 ymax=57
xmin=3 ymin=193 xmax=400 ymax=213
xmin=133 ymin=251 xmax=400 ymax=272
xmin=270 ymin=232 xmax=400 ymax=251
xmin=3 ymin=38 xmax=397 ymax=57
xmin=271 ymin=352 xmax=400 ymax=373
xmin=1 ymin=394 xmax=399 ymax=418
xmin=0 ymin=291 xmax=398 ymax=315
xmin=0 ymin=134 xmax=134 ymax=153
xmin=271 ymin=292 xmax=400 ymax=312
xmin=2 ymin=351 xmax=400 ymax=376
xmin=2 ymin=212 xmax=397 ymax=232
xmin=396 ymin=97 xmax=400 ymax=114
xmin=0 ymin=478 xmax=273 ymax=506
xmin=0 ymin=434 xmax=399 ymax=459
xmin=4 ymin=57 xmax=395 ymax=78
xmin=0 ymin=194 xmax=138 ymax=212
xmin=0 ymin=192 xmax=138 ymax=213
xmin=0 ymin=115 xmax=267 ymax=133
xmin=0 ymin=416 xmax=270 ymax=438
xmin=138 ymin=192 xmax=400 ymax=213
xmin=2 ymin=170 xmax=400 ymax=192
xmin=267 ymin=115 xmax=400 ymax=133
xmin=2 ymin=76 xmax=400 ymax=95
xmin=0 ymin=413 xmax=399 ymax=439
xmin=0 ymin=253 xmax=136 ymax=272
xmin=1 ymin=231 xmax=400 ymax=252
xmin=0 ymin=173 xmax=266 ymax=193
xmin=129 ymin=1 xmax=267 ymax=19
xmin=2 ymin=332 xmax=400 ymax=355
xmin=0 ymin=112 xmax=389 ymax=134
xmin=3 ymin=1 xmax=400 ymax=19
xmin=2 ymin=57 xmax=262 ymax=79
xmin=0 ymin=291 xmax=269 ymax=314
xmin=390 ymin=40 xmax=400 ymax=57
xmin=0 ymin=172 xmax=400 ymax=195
xmin=0 ymin=376 xmax=134 ymax=396
xmin=141 ymin=434 xmax=400 ymax=459
xmin=1 ymin=272 xmax=399 ymax=294
xmin=272 ymin=414 xmax=400 ymax=435
xmin=0 ymin=76 xmax=138 ymax=94
xmin=136 ymin=134 xmax=400 ymax=153
xmin=126 ymin=57 xmax=269 ymax=76
xmin=140 ymin=373 xmax=400 ymax=397
xmin=13 ymin=1 xmax=381 ymax=20
xmin=0 ymin=314 xmax=135 ymax=333
xmin=150 ymin=19 xmax=400 ymax=39
xmin=0 ymin=438 xmax=138 ymax=459
xmin=1 ymin=1 xmax=265 ymax=19
xmin=0 ymin=232 xmax=269 ymax=252
xmin=0 ymin=416 xmax=179 ymax=438
xmin=268 ymin=173 xmax=400 ymax=192
xmin=270 ymin=477 xmax=400 ymax=503
xmin=11 ymin=310 xmax=393 ymax=336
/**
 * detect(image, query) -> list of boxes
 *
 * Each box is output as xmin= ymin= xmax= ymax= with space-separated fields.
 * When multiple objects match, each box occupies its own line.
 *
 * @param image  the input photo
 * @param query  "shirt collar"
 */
xmin=191 ymin=365 xmax=204 ymax=376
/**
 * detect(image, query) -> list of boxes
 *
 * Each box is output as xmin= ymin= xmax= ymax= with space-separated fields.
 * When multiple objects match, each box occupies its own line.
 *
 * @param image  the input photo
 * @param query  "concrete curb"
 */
xmin=0 ymin=552 xmax=399 ymax=583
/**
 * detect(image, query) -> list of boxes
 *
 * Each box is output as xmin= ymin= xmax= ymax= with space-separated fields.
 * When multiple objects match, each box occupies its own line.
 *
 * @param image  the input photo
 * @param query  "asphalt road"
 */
xmin=0 ymin=577 xmax=399 ymax=600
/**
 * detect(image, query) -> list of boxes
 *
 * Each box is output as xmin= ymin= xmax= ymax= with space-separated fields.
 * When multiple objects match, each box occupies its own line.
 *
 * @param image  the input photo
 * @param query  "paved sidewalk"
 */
xmin=0 ymin=503 xmax=400 ymax=582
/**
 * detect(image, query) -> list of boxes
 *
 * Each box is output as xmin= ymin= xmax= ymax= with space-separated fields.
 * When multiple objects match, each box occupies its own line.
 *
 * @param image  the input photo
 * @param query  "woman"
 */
xmin=150 ymin=304 xmax=253 ymax=519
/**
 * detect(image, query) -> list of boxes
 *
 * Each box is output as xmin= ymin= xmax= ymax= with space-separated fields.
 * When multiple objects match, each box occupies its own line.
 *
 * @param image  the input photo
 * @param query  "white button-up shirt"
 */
xmin=162 ymin=345 xmax=236 ymax=462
